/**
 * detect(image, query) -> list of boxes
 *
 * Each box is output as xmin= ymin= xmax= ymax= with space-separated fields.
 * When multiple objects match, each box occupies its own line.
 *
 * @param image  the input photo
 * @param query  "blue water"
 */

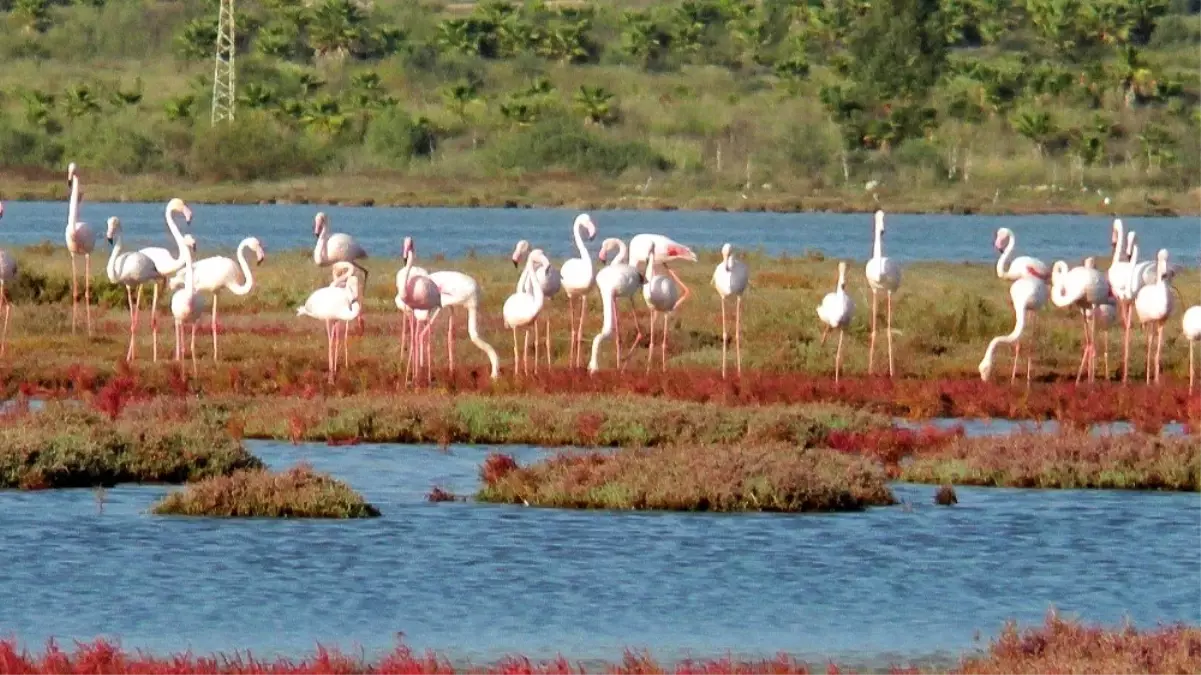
xmin=3 ymin=201 xmax=1198 ymax=264
xmin=1 ymin=441 xmax=1197 ymax=664
xmin=893 ymin=416 xmax=1191 ymax=438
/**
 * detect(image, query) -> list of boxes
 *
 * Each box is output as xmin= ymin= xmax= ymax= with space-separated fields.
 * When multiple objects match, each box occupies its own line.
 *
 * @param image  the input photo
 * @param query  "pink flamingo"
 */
xmin=559 ymin=214 xmax=598 ymax=369
xmin=64 ymin=163 xmax=97 ymax=336
xmin=297 ymin=276 xmax=362 ymax=385
xmin=0 ymin=202 xmax=16 ymax=356
xmin=396 ymin=237 xmax=441 ymax=385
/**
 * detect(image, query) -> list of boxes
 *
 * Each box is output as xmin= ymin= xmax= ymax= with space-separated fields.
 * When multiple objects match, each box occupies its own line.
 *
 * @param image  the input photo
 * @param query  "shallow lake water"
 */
xmin=1 ymin=441 xmax=1197 ymax=665
xmin=4 ymin=201 xmax=1198 ymax=264
xmin=892 ymin=416 xmax=1191 ymax=437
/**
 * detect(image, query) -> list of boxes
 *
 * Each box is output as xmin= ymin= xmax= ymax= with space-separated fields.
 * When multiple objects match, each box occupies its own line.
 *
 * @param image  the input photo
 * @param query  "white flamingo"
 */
xmin=1050 ymin=258 xmax=1111 ymax=383
xmin=168 ymin=236 xmax=266 ymax=362
xmin=425 ymin=268 xmax=500 ymax=379
xmin=817 ymin=261 xmax=855 ymax=383
xmin=396 ymin=237 xmax=441 ymax=384
xmin=329 ymin=262 xmax=361 ymax=370
xmin=1182 ymin=302 xmax=1201 ymax=395
xmin=138 ymin=198 xmax=195 ymax=362
xmin=642 ymin=242 xmax=681 ymax=372
xmin=105 ymin=216 xmax=161 ymax=362
xmin=170 ymin=231 xmax=204 ymax=376
xmin=1134 ymin=248 xmax=1176 ymax=384
xmin=712 ymin=242 xmax=750 ymax=378
xmin=297 ymin=275 xmax=362 ymax=384
xmin=559 ymin=213 xmax=598 ymax=369
xmin=588 ymin=237 xmax=644 ymax=374
xmin=865 ymin=210 xmax=902 ymax=377
xmin=393 ymin=238 xmax=429 ymax=368
xmin=503 ymin=248 xmax=550 ymax=376
xmin=1086 ymin=299 xmax=1118 ymax=379
xmin=994 ymin=227 xmax=1049 ymax=281
xmin=313 ymin=211 xmax=368 ymax=333
xmin=64 ymin=163 xmax=97 ymax=335
xmin=979 ymin=275 xmax=1049 ymax=384
xmin=629 ymin=233 xmax=697 ymax=312
xmin=0 ymin=202 xmax=16 ymax=356
xmin=512 ymin=239 xmax=562 ymax=368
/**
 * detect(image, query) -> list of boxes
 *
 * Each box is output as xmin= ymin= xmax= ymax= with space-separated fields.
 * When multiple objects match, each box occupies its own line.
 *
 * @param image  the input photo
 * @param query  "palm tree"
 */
xmin=1010 ymin=108 xmax=1058 ymax=156
xmin=109 ymin=79 xmax=143 ymax=108
xmin=63 ymin=85 xmax=102 ymax=119
xmin=163 ymin=95 xmax=196 ymax=122
xmin=573 ymin=85 xmax=618 ymax=127
xmin=307 ymin=0 xmax=367 ymax=59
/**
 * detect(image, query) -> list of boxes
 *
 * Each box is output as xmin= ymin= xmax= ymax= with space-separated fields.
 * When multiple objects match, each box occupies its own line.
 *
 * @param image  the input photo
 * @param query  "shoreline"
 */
xmin=1 ymin=172 xmax=1196 ymax=217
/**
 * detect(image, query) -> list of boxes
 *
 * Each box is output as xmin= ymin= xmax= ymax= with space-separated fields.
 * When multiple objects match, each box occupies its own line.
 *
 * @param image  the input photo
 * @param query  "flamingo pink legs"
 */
xmin=646 ymin=311 xmax=670 ymax=373
xmin=0 ymin=282 xmax=10 ymax=357
xmin=718 ymin=296 xmax=744 ymax=378
xmin=1121 ymin=300 xmax=1134 ymax=383
xmin=69 ymin=253 xmax=94 ymax=336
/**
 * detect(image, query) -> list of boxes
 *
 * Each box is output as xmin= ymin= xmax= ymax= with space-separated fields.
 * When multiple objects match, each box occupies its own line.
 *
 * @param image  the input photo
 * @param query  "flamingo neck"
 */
xmin=646 ymin=249 xmax=657 ymax=282
xmin=106 ymin=231 xmax=122 ymax=280
xmin=1111 ymin=220 xmax=1126 ymax=265
xmin=572 ymin=221 xmax=591 ymax=270
xmin=1127 ymin=244 xmax=1140 ymax=291
xmin=872 ymin=228 xmax=883 ymax=260
xmin=313 ymin=224 xmax=329 ymax=263
xmin=181 ymin=242 xmax=196 ymax=294
xmin=836 ymin=267 xmax=847 ymax=291
xmin=230 ymin=241 xmax=256 ymax=295
xmin=615 ymin=240 xmax=629 ymax=264
xmin=165 ymin=206 xmax=188 ymax=262
xmin=68 ymin=176 xmax=80 ymax=230
xmin=464 ymin=304 xmax=500 ymax=378
xmin=996 ymin=235 xmax=1015 ymax=278
xmin=984 ymin=302 xmax=1030 ymax=364
xmin=400 ymin=251 xmax=415 ymax=299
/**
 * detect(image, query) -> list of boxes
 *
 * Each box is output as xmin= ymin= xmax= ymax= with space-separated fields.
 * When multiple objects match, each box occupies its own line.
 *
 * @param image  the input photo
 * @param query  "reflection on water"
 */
xmin=0 ymin=441 xmax=1196 ymax=665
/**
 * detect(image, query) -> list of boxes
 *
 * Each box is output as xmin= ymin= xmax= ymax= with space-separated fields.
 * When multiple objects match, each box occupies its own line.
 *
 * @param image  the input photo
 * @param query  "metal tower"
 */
xmin=211 ymin=0 xmax=236 ymax=125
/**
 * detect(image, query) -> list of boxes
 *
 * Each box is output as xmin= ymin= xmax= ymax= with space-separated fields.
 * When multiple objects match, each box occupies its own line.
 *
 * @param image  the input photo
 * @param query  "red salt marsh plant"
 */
xmin=476 ymin=445 xmax=897 ymax=513
xmin=825 ymin=424 xmax=964 ymax=477
xmin=151 ymin=463 xmax=382 ymax=518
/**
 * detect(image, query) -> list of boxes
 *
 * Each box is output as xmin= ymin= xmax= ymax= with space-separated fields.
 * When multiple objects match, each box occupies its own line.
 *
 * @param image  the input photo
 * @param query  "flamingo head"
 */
xmin=596 ymin=237 xmax=617 ymax=263
xmin=529 ymin=248 xmax=549 ymax=269
xmin=402 ymin=236 xmax=413 ymax=259
xmin=248 ymin=237 xmax=266 ymax=265
xmin=576 ymin=213 xmax=597 ymax=241
xmin=1110 ymin=218 xmax=1124 ymax=247
xmin=993 ymin=227 xmax=1012 ymax=252
xmin=874 ymin=209 xmax=885 ymax=234
xmin=167 ymin=198 xmax=192 ymax=224
xmin=182 ymin=234 xmax=198 ymax=253
xmin=67 ymin=162 xmax=77 ymax=186
xmin=105 ymin=216 xmax=120 ymax=243
xmin=978 ymin=357 xmax=992 ymax=382
xmin=511 ymin=239 xmax=529 ymax=268
xmin=1083 ymin=256 xmax=1096 ymax=270
xmin=720 ymin=242 xmax=732 ymax=263
xmin=313 ymin=212 xmax=328 ymax=238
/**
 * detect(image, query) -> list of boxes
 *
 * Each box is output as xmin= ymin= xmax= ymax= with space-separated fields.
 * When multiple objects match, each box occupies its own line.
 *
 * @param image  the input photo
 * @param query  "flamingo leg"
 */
xmin=735 ymin=296 xmax=742 ymax=377
xmin=0 ymin=285 xmax=9 ymax=358
xmin=1154 ymin=323 xmax=1164 ymax=384
xmin=622 ymin=296 xmax=646 ymax=364
xmin=70 ymin=253 xmax=79 ymax=334
xmin=447 ymin=309 xmax=456 ymax=377
xmin=720 ymin=296 xmax=728 ymax=379
xmin=326 ymin=319 xmax=335 ymax=384
xmin=613 ymin=299 xmax=622 ymax=370
xmin=342 ymin=319 xmax=350 ymax=371
xmin=1026 ymin=309 xmax=1035 ymax=386
xmin=523 ymin=328 xmax=530 ymax=377
xmin=1089 ymin=311 xmax=1098 ymax=383
xmin=544 ymin=312 xmax=552 ymax=367
xmin=1145 ymin=322 xmax=1153 ymax=385
xmin=533 ymin=316 xmax=540 ymax=374
xmin=886 ymin=290 xmax=895 ymax=378
xmin=84 ymin=254 xmax=93 ymax=337
xmin=661 ymin=314 xmax=669 ymax=372
xmin=868 ymin=290 xmax=879 ymax=376
xmin=567 ymin=296 xmax=577 ymax=368
xmin=1189 ymin=340 xmax=1195 ymax=396
xmin=129 ymin=285 xmax=143 ymax=362
xmin=834 ymin=327 xmax=844 ymax=383
xmin=190 ymin=323 xmax=197 ymax=377
xmin=820 ymin=324 xmax=830 ymax=345
xmin=149 ymin=282 xmax=160 ymax=363
xmin=425 ymin=322 xmax=434 ymax=385
xmin=404 ymin=315 xmax=415 ymax=385
xmin=1076 ymin=313 xmax=1090 ymax=384
xmin=665 ymin=265 xmax=690 ymax=312
xmin=576 ymin=296 xmax=588 ymax=369
xmin=211 ymin=294 xmax=220 ymax=362
xmin=646 ymin=310 xmax=656 ymax=373
xmin=1122 ymin=301 xmax=1133 ymax=384
xmin=1011 ymin=338 xmax=1021 ymax=383
xmin=512 ymin=326 xmax=519 ymax=377
xmin=1102 ymin=324 xmax=1110 ymax=380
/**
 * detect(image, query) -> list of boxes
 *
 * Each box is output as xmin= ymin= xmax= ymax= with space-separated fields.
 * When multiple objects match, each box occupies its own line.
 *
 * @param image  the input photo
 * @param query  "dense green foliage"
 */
xmin=0 ymin=0 xmax=1197 ymax=201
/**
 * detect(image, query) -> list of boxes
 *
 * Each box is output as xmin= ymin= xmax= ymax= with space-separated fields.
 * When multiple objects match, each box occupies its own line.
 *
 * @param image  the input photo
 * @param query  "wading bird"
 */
xmin=425 ymin=268 xmax=500 ymax=380
xmin=712 ymin=242 xmax=750 ymax=378
xmin=312 ymin=211 xmax=368 ymax=333
xmin=105 ymin=216 xmax=161 ymax=362
xmin=816 ymin=261 xmax=855 ymax=383
xmin=64 ymin=163 xmax=97 ymax=336
xmin=393 ymin=238 xmax=430 ymax=368
xmin=865 ymin=210 xmax=902 ymax=377
xmin=642 ymin=242 xmax=681 ymax=372
xmin=330 ymin=262 xmax=361 ymax=369
xmin=980 ymin=275 xmax=1049 ymax=385
xmin=512 ymin=239 xmax=562 ymax=367
xmin=1050 ymin=258 xmax=1111 ymax=384
xmin=503 ymin=248 xmax=550 ymax=376
xmin=168 ymin=237 xmax=266 ymax=362
xmin=170 ymin=230 xmax=204 ymax=376
xmin=1134 ymin=248 xmax=1176 ymax=384
xmin=994 ymin=227 xmax=1049 ymax=281
xmin=559 ymin=213 xmax=598 ymax=369
xmin=138 ymin=198 xmax=195 ymax=362
xmin=0 ymin=202 xmax=16 ymax=356
xmin=588 ymin=237 xmax=644 ymax=374
xmin=1182 ymin=303 xmax=1201 ymax=394
xmin=396 ymin=237 xmax=441 ymax=384
xmin=629 ymin=233 xmax=697 ymax=313
xmin=297 ymin=275 xmax=361 ymax=385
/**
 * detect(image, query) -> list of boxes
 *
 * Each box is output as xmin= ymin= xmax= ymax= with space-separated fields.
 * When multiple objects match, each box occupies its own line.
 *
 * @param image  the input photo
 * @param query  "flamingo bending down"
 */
xmin=0 ymin=202 xmax=16 ymax=356
xmin=137 ymin=198 xmax=195 ymax=362
xmin=105 ymin=217 xmax=161 ymax=362
xmin=1133 ymin=248 xmax=1176 ymax=385
xmin=1182 ymin=304 xmax=1201 ymax=394
xmin=642 ymin=242 xmax=681 ymax=372
xmin=979 ymin=275 xmax=1049 ymax=384
xmin=512 ymin=239 xmax=562 ymax=368
xmin=170 ymin=230 xmax=204 ymax=376
xmin=313 ymin=211 xmax=368 ymax=333
xmin=503 ymin=248 xmax=551 ymax=376
xmin=396 ymin=237 xmax=441 ymax=384
xmin=712 ymin=242 xmax=750 ymax=378
xmin=1050 ymin=258 xmax=1111 ymax=384
xmin=168 ymin=237 xmax=266 ymax=362
xmin=629 ymin=233 xmax=697 ymax=313
xmin=559 ymin=213 xmax=598 ymax=369
xmin=817 ymin=261 xmax=855 ymax=383
xmin=865 ymin=210 xmax=902 ymax=377
xmin=994 ymin=227 xmax=1049 ymax=281
xmin=588 ymin=237 xmax=644 ymax=374
xmin=425 ymin=269 xmax=500 ymax=379
xmin=297 ymin=276 xmax=362 ymax=384
xmin=65 ymin=163 xmax=98 ymax=335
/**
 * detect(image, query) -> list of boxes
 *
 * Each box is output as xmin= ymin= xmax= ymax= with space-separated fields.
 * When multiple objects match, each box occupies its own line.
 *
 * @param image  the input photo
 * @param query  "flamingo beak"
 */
xmin=638 ymin=272 xmax=647 ymax=285
xmin=511 ymin=258 xmax=519 ymax=268
xmin=183 ymin=207 xmax=193 ymax=224
xmin=107 ymin=236 xmax=114 ymax=245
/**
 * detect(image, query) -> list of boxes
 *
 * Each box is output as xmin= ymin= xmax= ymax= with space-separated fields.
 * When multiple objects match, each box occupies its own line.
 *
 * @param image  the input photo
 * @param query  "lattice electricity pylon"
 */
xmin=211 ymin=0 xmax=236 ymax=125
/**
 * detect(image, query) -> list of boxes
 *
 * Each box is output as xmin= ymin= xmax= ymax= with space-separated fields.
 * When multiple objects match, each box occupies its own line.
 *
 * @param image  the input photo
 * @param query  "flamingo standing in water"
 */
xmin=865 ymin=210 xmax=902 ymax=377
xmin=297 ymin=275 xmax=362 ymax=384
xmin=559 ymin=213 xmax=598 ymax=369
xmin=1182 ymin=301 xmax=1201 ymax=395
xmin=588 ymin=237 xmax=644 ymax=374
xmin=64 ymin=163 xmax=97 ymax=335
xmin=396 ymin=237 xmax=441 ymax=384
xmin=170 ymin=229 xmax=204 ymax=376
xmin=642 ymin=242 xmax=681 ymax=372
xmin=993 ymin=227 xmax=1049 ymax=282
xmin=0 ymin=202 xmax=16 ymax=356
xmin=512 ymin=239 xmax=562 ymax=367
xmin=712 ymin=243 xmax=750 ymax=378
xmin=1050 ymin=258 xmax=1111 ymax=383
xmin=979 ymin=275 xmax=1049 ymax=384
xmin=1133 ymin=248 xmax=1176 ymax=384
xmin=817 ymin=261 xmax=855 ymax=383
xmin=138 ymin=198 xmax=195 ymax=362
xmin=168 ymin=236 xmax=266 ymax=362
xmin=105 ymin=216 xmax=161 ymax=362
xmin=503 ymin=248 xmax=551 ymax=376
xmin=312 ymin=211 xmax=368 ymax=333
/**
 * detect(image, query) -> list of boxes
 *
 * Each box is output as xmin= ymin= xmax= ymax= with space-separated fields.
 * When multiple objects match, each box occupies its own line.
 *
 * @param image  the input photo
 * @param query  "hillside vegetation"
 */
xmin=0 ymin=0 xmax=1198 ymax=213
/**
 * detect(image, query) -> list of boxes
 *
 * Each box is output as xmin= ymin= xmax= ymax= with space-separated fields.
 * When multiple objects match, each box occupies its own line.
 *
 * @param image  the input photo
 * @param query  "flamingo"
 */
xmin=138 ymin=198 xmax=195 ymax=362
xmin=105 ymin=216 xmax=161 ymax=362
xmin=1133 ymin=248 xmax=1176 ymax=384
xmin=629 ymin=233 xmax=697 ymax=313
xmin=1182 ymin=303 xmax=1201 ymax=395
xmin=297 ymin=275 xmax=361 ymax=384
xmin=993 ymin=227 xmax=1049 ymax=281
xmin=979 ymin=275 xmax=1049 ymax=384
xmin=396 ymin=237 xmax=441 ymax=384
xmin=1050 ymin=258 xmax=1111 ymax=383
xmin=588 ymin=237 xmax=644 ymax=374
xmin=64 ymin=163 xmax=97 ymax=335
xmin=642 ymin=242 xmax=681 ymax=372
xmin=512 ymin=239 xmax=562 ymax=367
xmin=0 ymin=202 xmax=16 ymax=356
xmin=167 ymin=237 xmax=266 ymax=362
xmin=424 ymin=268 xmax=500 ymax=380
xmin=1086 ymin=299 xmax=1118 ymax=379
xmin=712 ymin=242 xmax=750 ymax=378
xmin=503 ymin=248 xmax=551 ymax=376
xmin=313 ymin=211 xmax=368 ymax=333
xmin=329 ymin=262 xmax=361 ymax=369
xmin=559 ymin=213 xmax=598 ymax=369
xmin=170 ymin=230 xmax=204 ymax=376
xmin=816 ymin=261 xmax=855 ymax=383
xmin=865 ymin=210 xmax=902 ymax=377
xmin=393 ymin=238 xmax=430 ymax=368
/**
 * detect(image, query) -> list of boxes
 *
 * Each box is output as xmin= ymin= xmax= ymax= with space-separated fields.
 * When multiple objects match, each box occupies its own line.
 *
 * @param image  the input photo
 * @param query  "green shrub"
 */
xmin=488 ymin=116 xmax=672 ymax=176
xmin=186 ymin=112 xmax=325 ymax=181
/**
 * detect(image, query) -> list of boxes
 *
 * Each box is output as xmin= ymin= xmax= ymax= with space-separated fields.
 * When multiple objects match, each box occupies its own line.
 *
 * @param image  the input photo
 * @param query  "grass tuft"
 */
xmin=151 ymin=463 xmax=381 ymax=518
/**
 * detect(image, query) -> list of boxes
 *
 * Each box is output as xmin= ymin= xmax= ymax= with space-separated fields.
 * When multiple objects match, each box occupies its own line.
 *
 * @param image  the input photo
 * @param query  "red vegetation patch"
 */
xmin=481 ymin=453 xmax=519 ymax=486
xmin=824 ymin=424 xmax=963 ymax=476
